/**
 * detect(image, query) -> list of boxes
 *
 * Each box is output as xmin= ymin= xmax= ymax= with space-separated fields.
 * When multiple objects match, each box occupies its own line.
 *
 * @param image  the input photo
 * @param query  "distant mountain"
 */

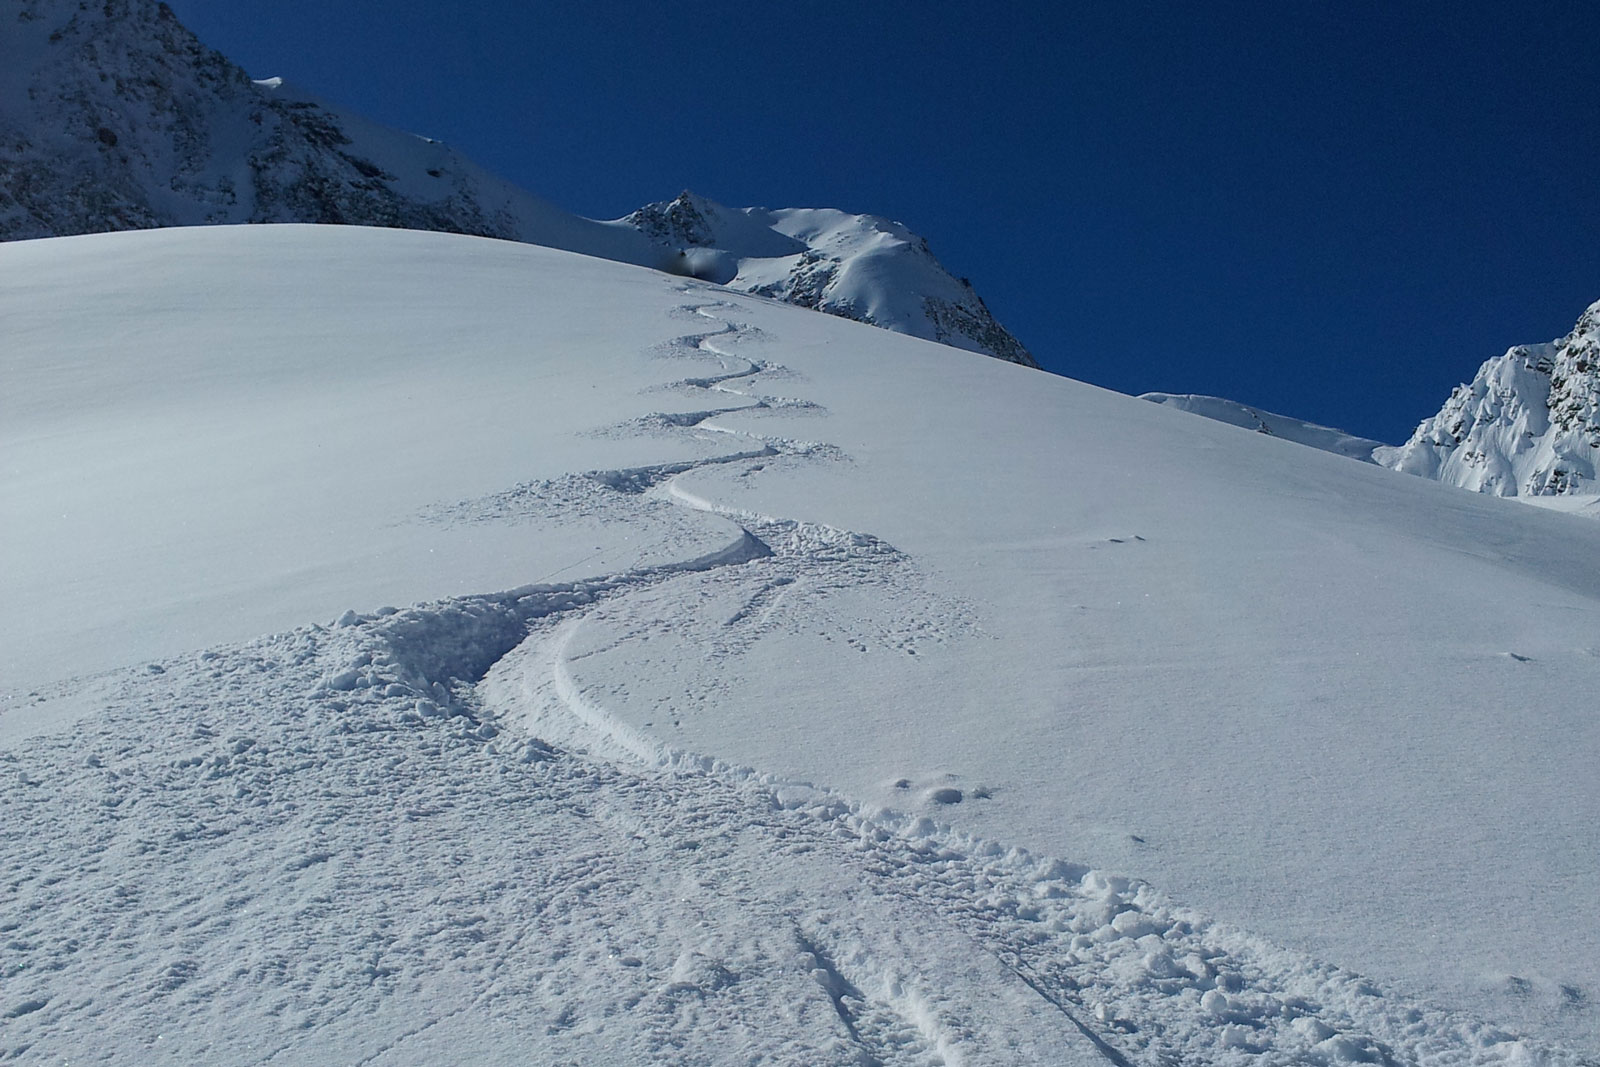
xmin=625 ymin=192 xmax=1037 ymax=367
xmin=1140 ymin=392 xmax=1389 ymax=462
xmin=1382 ymin=300 xmax=1600 ymax=507
xmin=0 ymin=0 xmax=1034 ymax=366
xmin=1142 ymin=303 xmax=1600 ymax=520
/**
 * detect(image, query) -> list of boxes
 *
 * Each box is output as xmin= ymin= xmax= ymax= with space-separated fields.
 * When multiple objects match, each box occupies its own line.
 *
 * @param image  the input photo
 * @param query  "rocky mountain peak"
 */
xmin=1382 ymin=300 xmax=1600 ymax=500
xmin=1 ymin=3 xmax=1035 ymax=367
xmin=624 ymin=191 xmax=722 ymax=248
xmin=1549 ymin=300 xmax=1600 ymax=445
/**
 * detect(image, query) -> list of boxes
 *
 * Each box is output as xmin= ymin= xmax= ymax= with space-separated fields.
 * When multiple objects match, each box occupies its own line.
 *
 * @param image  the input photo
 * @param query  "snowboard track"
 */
xmin=2 ymin=297 xmax=1591 ymax=1065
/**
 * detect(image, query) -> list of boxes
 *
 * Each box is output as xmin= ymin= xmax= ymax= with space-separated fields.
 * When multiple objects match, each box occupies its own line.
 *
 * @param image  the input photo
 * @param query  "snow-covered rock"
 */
xmin=1143 ymin=303 xmax=1600 ymax=519
xmin=1140 ymin=392 xmax=1389 ymax=462
xmin=0 ymin=0 xmax=652 ymax=259
xmin=626 ymin=192 xmax=1038 ymax=366
xmin=0 ymin=0 xmax=1033 ymax=365
xmin=1382 ymin=300 xmax=1600 ymax=505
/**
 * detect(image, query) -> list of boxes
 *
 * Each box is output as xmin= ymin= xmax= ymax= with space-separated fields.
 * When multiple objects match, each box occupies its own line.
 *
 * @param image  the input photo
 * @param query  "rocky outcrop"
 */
xmin=0 ymin=0 xmax=568 ymax=244
xmin=625 ymin=192 xmax=1038 ymax=367
xmin=1382 ymin=301 xmax=1600 ymax=500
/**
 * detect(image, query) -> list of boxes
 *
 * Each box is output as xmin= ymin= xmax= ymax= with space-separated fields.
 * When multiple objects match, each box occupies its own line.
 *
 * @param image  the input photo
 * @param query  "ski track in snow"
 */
xmin=2 ymin=297 xmax=1590 ymax=1065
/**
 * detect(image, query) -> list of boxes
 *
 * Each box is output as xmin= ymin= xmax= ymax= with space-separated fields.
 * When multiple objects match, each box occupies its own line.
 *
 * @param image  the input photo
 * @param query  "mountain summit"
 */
xmin=0 ymin=0 xmax=1034 ymax=365
xmin=625 ymin=192 xmax=1038 ymax=366
xmin=1381 ymin=300 xmax=1600 ymax=507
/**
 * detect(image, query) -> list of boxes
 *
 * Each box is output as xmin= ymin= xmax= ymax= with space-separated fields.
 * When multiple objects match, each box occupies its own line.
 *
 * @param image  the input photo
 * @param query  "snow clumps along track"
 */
xmin=1 ymin=301 xmax=1589 ymax=1066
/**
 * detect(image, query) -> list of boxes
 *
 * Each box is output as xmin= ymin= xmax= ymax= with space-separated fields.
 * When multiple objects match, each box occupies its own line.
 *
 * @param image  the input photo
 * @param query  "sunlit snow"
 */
xmin=3 ymin=225 xmax=1598 ymax=1065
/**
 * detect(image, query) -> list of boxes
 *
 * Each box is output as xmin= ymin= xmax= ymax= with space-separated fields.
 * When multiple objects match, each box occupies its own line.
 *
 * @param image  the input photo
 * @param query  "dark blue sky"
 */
xmin=166 ymin=0 xmax=1598 ymax=443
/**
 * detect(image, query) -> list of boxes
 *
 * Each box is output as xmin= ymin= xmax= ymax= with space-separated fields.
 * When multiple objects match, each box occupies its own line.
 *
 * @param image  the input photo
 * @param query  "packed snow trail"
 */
xmin=5 ymin=297 xmax=1591 ymax=1065
xmin=6 ymin=603 xmax=1586 ymax=1065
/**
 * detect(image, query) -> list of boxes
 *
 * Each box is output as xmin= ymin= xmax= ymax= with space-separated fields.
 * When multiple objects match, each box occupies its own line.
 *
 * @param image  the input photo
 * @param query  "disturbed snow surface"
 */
xmin=4 ymin=616 xmax=1576 ymax=1066
xmin=4 ymin=226 xmax=1600 ymax=1064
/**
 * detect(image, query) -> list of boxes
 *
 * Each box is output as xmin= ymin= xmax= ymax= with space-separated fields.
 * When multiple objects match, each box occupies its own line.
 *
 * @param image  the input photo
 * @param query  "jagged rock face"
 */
xmin=625 ymin=192 xmax=728 ymax=250
xmin=1 ymin=2 xmax=1036 ymax=368
xmin=1383 ymin=300 xmax=1600 ymax=498
xmin=921 ymin=293 xmax=1037 ymax=368
xmin=3 ymin=0 xmax=228 ymax=236
xmin=1550 ymin=303 xmax=1600 ymax=450
xmin=0 ymin=0 xmax=543 ymax=242
xmin=626 ymin=193 xmax=1039 ymax=368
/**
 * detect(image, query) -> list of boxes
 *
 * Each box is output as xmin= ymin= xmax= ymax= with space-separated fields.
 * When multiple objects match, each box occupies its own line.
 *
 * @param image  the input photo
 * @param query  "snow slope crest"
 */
xmin=1141 ymin=392 xmax=1389 ymax=462
xmin=0 ymin=0 xmax=1034 ymax=365
xmin=1383 ymin=300 xmax=1600 ymax=499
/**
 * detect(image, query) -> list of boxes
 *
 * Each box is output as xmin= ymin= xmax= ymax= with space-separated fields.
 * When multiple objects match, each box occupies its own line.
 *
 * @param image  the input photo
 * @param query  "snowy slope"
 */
xmin=5 ymin=226 xmax=1600 ymax=1065
xmin=1382 ymin=300 xmax=1600 ymax=514
xmin=1140 ymin=392 xmax=1390 ymax=462
xmin=0 ymin=0 xmax=1032 ymax=365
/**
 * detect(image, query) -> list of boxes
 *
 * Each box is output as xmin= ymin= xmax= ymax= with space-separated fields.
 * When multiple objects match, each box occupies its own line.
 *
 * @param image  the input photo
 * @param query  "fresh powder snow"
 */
xmin=3 ymin=225 xmax=1599 ymax=1065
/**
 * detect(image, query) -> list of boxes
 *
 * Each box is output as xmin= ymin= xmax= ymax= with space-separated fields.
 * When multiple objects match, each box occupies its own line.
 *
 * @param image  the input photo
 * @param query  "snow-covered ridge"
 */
xmin=0 ymin=0 xmax=1033 ymax=365
xmin=1141 ymin=302 xmax=1600 ymax=519
xmin=0 ymin=0 xmax=647 ymax=259
xmin=1140 ymin=392 xmax=1389 ymax=462
xmin=1382 ymin=300 xmax=1600 ymax=506
xmin=626 ymin=192 xmax=1038 ymax=366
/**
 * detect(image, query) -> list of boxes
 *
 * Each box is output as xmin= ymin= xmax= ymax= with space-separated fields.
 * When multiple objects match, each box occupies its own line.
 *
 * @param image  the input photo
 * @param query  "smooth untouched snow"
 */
xmin=1139 ymin=392 xmax=1390 ymax=462
xmin=4 ymin=226 xmax=1599 ymax=1065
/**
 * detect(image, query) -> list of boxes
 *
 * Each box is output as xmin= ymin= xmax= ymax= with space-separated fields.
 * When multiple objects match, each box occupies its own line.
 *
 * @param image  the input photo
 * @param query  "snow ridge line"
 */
xmin=325 ymin=504 xmax=777 ymax=712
